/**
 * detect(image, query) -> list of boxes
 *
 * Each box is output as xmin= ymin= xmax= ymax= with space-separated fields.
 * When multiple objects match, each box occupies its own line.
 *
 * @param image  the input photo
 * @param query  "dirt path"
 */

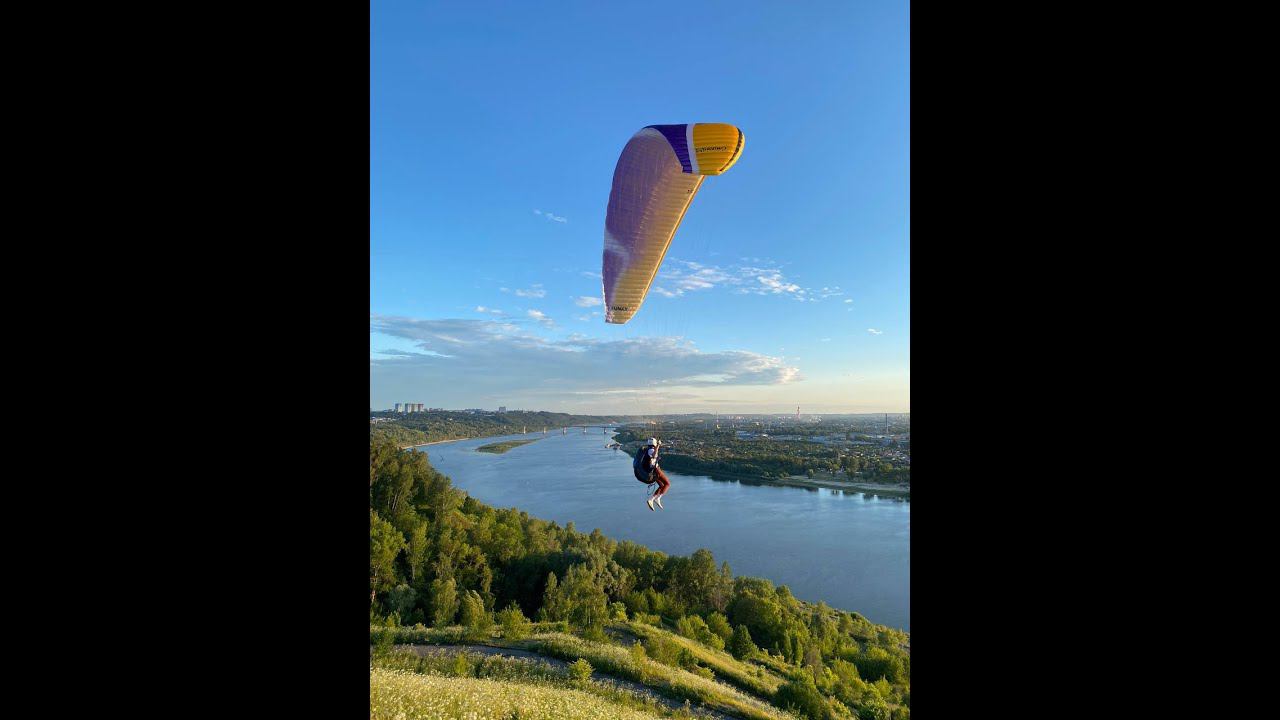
xmin=389 ymin=643 xmax=739 ymax=720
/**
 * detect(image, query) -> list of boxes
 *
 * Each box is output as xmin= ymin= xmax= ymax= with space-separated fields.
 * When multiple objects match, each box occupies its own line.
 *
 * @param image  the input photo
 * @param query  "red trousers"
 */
xmin=648 ymin=467 xmax=671 ymax=496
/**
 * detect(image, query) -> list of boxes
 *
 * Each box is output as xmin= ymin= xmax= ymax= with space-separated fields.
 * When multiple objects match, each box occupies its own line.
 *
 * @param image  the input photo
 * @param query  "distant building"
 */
xmin=498 ymin=406 xmax=507 ymax=413
xmin=393 ymin=403 xmax=401 ymax=413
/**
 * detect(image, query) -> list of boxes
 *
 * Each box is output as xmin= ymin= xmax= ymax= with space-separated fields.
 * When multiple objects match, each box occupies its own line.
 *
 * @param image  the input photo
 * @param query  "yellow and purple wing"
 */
xmin=602 ymin=123 xmax=744 ymax=324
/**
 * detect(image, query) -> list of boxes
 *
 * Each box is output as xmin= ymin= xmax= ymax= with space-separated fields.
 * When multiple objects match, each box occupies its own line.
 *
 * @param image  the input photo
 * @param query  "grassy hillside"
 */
xmin=371 ymin=667 xmax=672 ymax=720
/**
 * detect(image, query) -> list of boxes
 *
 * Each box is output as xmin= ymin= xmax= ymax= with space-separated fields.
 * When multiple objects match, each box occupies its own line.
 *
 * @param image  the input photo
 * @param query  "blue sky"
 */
xmin=371 ymin=0 xmax=909 ymax=414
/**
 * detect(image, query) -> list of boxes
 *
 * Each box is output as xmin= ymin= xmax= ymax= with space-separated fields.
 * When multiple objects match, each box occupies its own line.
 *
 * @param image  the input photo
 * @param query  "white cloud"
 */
xmin=533 ymin=208 xmax=568 ymax=223
xmin=867 ymin=328 xmax=883 ymax=335
xmin=581 ymin=270 xmax=602 ymax=279
xmin=573 ymin=296 xmax=602 ymax=307
xmin=650 ymin=260 xmax=737 ymax=297
xmin=749 ymin=271 xmax=802 ymax=296
xmin=474 ymin=306 xmax=503 ymax=315
xmin=844 ymin=299 xmax=853 ymax=304
xmin=502 ymin=283 xmax=546 ymax=298
xmin=370 ymin=315 xmax=802 ymax=398
xmin=644 ymin=259 xmax=822 ymax=303
xmin=527 ymin=309 xmax=556 ymax=328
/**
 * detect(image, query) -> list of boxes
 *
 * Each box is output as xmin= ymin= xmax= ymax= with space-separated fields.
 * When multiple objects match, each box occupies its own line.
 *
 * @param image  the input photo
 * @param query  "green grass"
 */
xmin=528 ymin=632 xmax=800 ymax=720
xmin=371 ymin=666 xmax=672 ymax=720
xmin=371 ymin=648 xmax=714 ymax=719
xmin=476 ymin=439 xmax=540 ymax=454
xmin=620 ymin=621 xmax=785 ymax=699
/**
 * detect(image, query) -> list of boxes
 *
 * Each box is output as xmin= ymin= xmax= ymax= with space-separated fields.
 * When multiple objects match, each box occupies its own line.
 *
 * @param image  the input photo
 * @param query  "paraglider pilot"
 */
xmin=634 ymin=437 xmax=670 ymax=511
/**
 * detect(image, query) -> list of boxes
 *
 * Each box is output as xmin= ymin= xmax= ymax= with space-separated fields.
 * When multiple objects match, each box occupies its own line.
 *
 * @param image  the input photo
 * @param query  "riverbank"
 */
xmin=657 ymin=461 xmax=909 ymax=498
xmin=399 ymin=438 xmax=467 ymax=450
xmin=775 ymin=476 xmax=910 ymax=497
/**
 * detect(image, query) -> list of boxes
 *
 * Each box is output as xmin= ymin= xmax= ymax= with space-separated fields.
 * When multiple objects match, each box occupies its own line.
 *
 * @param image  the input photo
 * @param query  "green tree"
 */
xmin=728 ymin=624 xmax=758 ymax=660
xmin=429 ymin=577 xmax=459 ymax=627
xmin=459 ymin=589 xmax=491 ymax=638
xmin=706 ymin=612 xmax=733 ymax=641
xmin=549 ymin=564 xmax=609 ymax=631
xmin=406 ymin=521 xmax=429 ymax=587
xmin=538 ymin=572 xmax=563 ymax=622
xmin=386 ymin=584 xmax=417 ymax=620
xmin=370 ymin=510 xmax=405 ymax=604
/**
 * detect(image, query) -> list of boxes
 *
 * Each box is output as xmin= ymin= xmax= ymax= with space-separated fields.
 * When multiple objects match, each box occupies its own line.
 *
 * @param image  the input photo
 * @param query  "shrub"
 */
xmin=610 ymin=602 xmax=629 ymax=621
xmin=676 ymin=615 xmax=724 ymax=650
xmin=633 ymin=612 xmax=661 ymax=626
xmin=372 ymin=626 xmax=395 ymax=655
xmin=643 ymin=635 xmax=681 ymax=666
xmin=498 ymin=602 xmax=531 ymax=640
xmin=856 ymin=693 xmax=889 ymax=720
xmin=628 ymin=641 xmax=648 ymax=678
xmin=774 ymin=675 xmax=830 ymax=720
xmin=569 ymin=658 xmax=593 ymax=686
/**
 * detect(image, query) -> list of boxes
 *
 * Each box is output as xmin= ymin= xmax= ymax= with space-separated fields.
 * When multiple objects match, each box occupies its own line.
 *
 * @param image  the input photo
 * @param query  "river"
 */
xmin=415 ymin=429 xmax=909 ymax=631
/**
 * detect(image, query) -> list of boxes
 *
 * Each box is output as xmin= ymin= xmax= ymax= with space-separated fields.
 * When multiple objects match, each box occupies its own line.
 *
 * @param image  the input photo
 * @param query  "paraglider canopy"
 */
xmin=602 ymin=123 xmax=744 ymax=324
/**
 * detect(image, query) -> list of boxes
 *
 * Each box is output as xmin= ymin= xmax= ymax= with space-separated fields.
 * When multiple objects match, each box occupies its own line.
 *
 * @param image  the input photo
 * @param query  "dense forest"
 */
xmin=371 ymin=439 xmax=910 ymax=719
xmin=614 ymin=428 xmax=910 ymax=485
xmin=370 ymin=410 xmax=619 ymax=446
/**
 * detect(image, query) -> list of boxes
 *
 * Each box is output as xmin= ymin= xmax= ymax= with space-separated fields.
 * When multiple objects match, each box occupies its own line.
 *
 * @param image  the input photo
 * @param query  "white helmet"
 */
xmin=647 ymin=437 xmax=659 ymax=447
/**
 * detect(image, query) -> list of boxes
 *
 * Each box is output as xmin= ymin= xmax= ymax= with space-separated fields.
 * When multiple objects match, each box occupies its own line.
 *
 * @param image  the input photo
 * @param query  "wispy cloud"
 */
xmin=867 ymin=328 xmax=883 ymax=335
xmin=475 ymin=306 xmax=504 ymax=315
xmin=533 ymin=209 xmax=568 ymax=223
xmin=370 ymin=315 xmax=802 ymax=396
xmin=746 ymin=270 xmax=804 ymax=297
xmin=581 ymin=270 xmax=602 ymax=279
xmin=527 ymin=309 xmax=556 ymax=328
xmin=650 ymin=260 xmax=737 ymax=298
xmin=645 ymin=259 xmax=828 ymax=303
xmin=573 ymin=296 xmax=602 ymax=307
xmin=502 ymin=283 xmax=546 ymax=298
xmin=844 ymin=299 xmax=853 ymax=304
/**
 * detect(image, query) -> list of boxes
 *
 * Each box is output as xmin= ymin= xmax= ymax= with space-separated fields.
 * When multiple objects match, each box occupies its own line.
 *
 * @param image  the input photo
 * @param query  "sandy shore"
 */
xmin=399 ymin=437 xmax=469 ymax=450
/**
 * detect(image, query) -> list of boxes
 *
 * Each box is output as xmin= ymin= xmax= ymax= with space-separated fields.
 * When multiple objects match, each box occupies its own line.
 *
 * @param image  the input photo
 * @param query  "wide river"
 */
xmin=416 ymin=429 xmax=909 ymax=631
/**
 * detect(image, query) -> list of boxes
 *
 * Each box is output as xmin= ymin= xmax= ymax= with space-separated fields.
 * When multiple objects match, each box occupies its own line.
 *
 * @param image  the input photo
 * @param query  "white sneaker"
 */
xmin=646 ymin=497 xmax=655 ymax=511
xmin=654 ymin=495 xmax=664 ymax=510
